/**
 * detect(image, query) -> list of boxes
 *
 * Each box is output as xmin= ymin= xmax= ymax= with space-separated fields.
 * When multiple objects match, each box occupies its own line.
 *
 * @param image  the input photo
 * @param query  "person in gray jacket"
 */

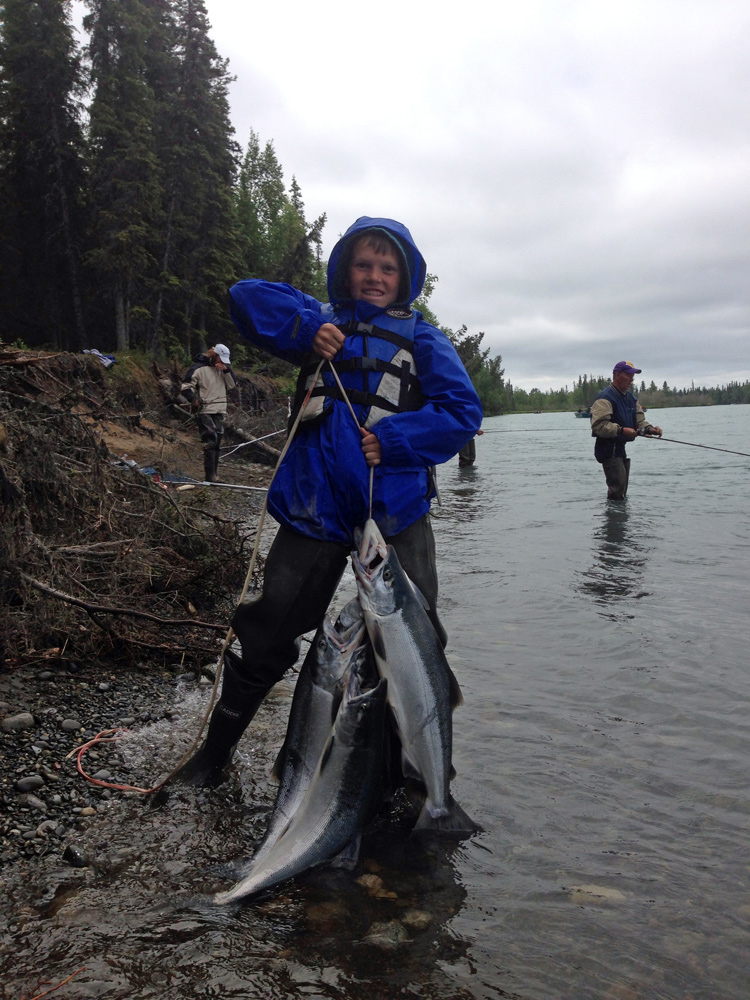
xmin=180 ymin=344 xmax=238 ymax=482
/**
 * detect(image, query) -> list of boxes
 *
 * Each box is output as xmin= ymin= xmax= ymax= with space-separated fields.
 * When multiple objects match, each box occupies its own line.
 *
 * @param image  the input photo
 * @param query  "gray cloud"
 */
xmin=75 ymin=0 xmax=750 ymax=391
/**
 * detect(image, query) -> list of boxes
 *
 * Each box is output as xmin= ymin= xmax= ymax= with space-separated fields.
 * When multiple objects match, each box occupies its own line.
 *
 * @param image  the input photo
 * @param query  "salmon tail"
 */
xmin=413 ymin=796 xmax=481 ymax=837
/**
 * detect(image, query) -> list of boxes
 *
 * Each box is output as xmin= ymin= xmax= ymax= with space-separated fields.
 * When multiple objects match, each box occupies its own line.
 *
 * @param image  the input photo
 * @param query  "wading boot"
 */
xmin=163 ymin=649 xmax=267 ymax=789
xmin=211 ymin=446 xmax=221 ymax=483
xmin=203 ymin=447 xmax=219 ymax=483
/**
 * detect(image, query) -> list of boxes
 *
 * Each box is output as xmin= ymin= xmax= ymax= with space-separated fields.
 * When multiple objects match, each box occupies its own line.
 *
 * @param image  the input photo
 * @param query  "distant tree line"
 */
xmin=503 ymin=374 xmax=750 ymax=412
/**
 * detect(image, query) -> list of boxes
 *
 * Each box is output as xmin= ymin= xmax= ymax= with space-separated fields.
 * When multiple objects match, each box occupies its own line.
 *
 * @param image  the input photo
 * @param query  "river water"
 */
xmin=2 ymin=405 xmax=749 ymax=999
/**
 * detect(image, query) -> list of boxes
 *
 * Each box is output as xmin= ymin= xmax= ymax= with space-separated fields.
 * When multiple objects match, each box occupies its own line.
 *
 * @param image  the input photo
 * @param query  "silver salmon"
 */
xmin=255 ymin=615 xmax=367 ymax=863
xmin=352 ymin=519 xmax=477 ymax=835
xmin=214 ymin=667 xmax=387 ymax=904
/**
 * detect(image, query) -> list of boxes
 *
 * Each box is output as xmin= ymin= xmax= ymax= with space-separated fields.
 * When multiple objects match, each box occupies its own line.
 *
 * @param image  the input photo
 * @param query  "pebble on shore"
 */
xmin=0 ymin=660 xmax=184 ymax=870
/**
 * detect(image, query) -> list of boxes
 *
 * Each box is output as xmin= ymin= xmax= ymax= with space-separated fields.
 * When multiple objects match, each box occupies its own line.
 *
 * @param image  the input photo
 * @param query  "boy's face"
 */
xmin=348 ymin=240 xmax=402 ymax=307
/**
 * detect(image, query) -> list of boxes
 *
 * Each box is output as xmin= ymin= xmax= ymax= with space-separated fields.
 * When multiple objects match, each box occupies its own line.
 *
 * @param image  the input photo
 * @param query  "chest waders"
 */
xmin=593 ymin=385 xmax=638 ymax=499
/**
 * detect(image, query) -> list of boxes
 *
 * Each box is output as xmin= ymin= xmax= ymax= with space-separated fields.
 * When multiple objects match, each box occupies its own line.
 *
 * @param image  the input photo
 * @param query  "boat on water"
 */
xmin=574 ymin=409 xmax=590 ymax=418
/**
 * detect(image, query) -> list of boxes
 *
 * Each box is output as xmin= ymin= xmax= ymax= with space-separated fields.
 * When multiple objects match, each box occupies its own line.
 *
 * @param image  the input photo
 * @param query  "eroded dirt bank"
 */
xmin=0 ymin=345 xmax=284 ymax=870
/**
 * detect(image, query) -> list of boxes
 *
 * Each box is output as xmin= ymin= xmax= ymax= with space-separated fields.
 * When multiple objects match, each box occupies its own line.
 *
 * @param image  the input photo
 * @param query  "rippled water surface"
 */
xmin=3 ymin=405 xmax=750 ymax=999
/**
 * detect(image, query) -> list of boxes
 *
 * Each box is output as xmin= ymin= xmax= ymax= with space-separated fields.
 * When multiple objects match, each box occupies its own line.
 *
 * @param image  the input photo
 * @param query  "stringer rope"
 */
xmin=325 ymin=359 xmax=375 ymax=518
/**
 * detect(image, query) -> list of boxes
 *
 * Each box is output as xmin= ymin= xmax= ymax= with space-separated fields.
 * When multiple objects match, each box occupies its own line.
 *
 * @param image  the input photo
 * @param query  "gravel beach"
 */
xmin=0 ymin=656 xmax=194 ymax=870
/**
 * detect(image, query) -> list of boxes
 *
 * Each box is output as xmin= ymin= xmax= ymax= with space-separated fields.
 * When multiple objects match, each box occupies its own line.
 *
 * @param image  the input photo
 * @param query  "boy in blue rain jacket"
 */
xmin=171 ymin=216 xmax=482 ymax=787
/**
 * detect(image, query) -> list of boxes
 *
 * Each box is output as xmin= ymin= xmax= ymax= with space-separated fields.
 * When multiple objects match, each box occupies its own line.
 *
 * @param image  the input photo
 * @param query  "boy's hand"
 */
xmin=313 ymin=323 xmax=345 ymax=360
xmin=360 ymin=428 xmax=381 ymax=467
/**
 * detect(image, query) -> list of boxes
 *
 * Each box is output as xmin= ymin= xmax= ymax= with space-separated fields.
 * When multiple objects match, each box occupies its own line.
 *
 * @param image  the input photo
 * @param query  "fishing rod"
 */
xmin=641 ymin=433 xmax=750 ymax=459
xmin=182 ymin=479 xmax=269 ymax=491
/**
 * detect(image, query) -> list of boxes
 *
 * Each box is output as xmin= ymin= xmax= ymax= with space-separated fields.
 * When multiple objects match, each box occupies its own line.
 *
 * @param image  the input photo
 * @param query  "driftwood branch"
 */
xmin=52 ymin=539 xmax=138 ymax=555
xmin=18 ymin=571 xmax=226 ymax=632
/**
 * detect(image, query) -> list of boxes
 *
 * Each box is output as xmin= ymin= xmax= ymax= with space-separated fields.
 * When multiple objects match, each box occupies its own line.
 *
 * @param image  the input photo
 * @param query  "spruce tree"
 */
xmin=149 ymin=0 xmax=241 ymax=359
xmin=84 ymin=0 xmax=164 ymax=351
xmin=235 ymin=132 xmax=326 ymax=297
xmin=236 ymin=130 xmax=288 ymax=279
xmin=0 ymin=0 xmax=88 ymax=349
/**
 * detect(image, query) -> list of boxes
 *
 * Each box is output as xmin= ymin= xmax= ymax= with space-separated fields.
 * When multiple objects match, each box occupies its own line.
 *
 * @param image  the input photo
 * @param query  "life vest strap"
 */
xmin=338 ymin=320 xmax=415 ymax=355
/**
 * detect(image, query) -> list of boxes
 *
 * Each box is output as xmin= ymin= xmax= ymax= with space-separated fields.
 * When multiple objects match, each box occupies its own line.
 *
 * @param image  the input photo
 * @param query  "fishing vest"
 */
xmin=289 ymin=307 xmax=426 ymax=430
xmin=592 ymin=384 xmax=638 ymax=461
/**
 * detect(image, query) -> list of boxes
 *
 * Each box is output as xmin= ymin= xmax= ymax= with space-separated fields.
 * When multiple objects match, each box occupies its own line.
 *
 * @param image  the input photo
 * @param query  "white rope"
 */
xmin=325 ymin=359 xmax=375 ymax=518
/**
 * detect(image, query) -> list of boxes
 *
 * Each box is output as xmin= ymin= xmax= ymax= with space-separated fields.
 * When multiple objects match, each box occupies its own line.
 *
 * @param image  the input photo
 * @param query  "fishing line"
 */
xmin=220 ymin=428 xmax=287 ymax=459
xmin=642 ymin=434 xmax=750 ymax=459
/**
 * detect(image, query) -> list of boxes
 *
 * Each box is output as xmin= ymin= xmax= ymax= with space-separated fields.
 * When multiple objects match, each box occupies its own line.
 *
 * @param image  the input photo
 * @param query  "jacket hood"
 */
xmin=327 ymin=217 xmax=427 ymax=307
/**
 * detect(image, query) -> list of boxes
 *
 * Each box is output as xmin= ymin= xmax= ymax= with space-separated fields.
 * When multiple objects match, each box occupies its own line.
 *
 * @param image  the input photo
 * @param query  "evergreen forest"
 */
xmin=0 ymin=0 xmax=326 ymax=367
xmin=0 ymin=1 xmax=743 ymax=416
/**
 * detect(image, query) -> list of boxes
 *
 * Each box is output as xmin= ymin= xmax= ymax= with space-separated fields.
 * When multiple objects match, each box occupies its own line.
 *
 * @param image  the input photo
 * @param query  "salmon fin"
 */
xmin=270 ymin=741 xmax=287 ymax=781
xmin=329 ymin=834 xmax=362 ymax=870
xmin=371 ymin=620 xmax=387 ymax=662
xmin=400 ymin=749 xmax=423 ymax=783
xmin=448 ymin=667 xmax=464 ymax=709
xmin=318 ymin=734 xmax=335 ymax=772
xmin=330 ymin=689 xmax=344 ymax=725
xmin=413 ymin=796 xmax=481 ymax=837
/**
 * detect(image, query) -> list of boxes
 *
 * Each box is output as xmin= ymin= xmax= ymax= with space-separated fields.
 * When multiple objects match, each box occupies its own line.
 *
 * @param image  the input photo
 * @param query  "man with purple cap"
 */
xmin=590 ymin=361 xmax=663 ymax=500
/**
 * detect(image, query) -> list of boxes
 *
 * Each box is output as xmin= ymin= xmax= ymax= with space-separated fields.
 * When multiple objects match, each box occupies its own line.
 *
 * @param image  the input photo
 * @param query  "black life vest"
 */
xmin=290 ymin=309 xmax=425 ymax=430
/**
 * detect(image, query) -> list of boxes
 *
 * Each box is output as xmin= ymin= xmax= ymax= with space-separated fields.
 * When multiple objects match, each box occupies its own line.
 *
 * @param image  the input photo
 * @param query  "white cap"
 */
xmin=212 ymin=343 xmax=230 ymax=364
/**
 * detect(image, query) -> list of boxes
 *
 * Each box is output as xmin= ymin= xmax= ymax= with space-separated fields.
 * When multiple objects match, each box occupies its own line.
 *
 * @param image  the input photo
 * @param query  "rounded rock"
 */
xmin=63 ymin=843 xmax=90 ymax=868
xmin=14 ymin=775 xmax=45 ymax=793
xmin=19 ymin=793 xmax=47 ymax=813
xmin=2 ymin=712 xmax=35 ymax=732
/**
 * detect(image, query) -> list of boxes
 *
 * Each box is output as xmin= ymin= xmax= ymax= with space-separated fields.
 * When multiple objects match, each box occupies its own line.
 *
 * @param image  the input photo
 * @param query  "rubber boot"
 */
xmin=164 ymin=649 xmax=268 ymax=788
xmin=203 ymin=448 xmax=217 ymax=483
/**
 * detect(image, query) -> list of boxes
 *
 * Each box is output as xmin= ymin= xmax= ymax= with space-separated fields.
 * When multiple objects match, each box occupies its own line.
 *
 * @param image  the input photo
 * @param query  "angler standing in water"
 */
xmin=168 ymin=216 xmax=482 ymax=788
xmin=590 ymin=361 xmax=663 ymax=500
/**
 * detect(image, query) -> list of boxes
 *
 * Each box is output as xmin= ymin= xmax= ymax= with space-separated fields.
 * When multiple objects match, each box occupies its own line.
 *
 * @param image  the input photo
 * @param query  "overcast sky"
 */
xmin=75 ymin=0 xmax=750 ymax=391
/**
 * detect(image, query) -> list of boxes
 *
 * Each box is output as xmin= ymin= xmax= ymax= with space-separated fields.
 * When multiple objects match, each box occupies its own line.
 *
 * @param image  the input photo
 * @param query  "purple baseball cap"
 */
xmin=613 ymin=360 xmax=642 ymax=374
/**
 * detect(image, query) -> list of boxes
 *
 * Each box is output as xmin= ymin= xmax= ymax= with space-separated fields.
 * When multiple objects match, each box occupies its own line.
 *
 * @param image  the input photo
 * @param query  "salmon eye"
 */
xmin=383 ymin=566 xmax=393 ymax=583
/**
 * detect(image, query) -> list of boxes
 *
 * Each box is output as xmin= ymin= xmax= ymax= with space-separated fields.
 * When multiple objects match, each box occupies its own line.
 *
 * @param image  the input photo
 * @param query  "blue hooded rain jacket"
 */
xmin=229 ymin=217 xmax=483 ymax=544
